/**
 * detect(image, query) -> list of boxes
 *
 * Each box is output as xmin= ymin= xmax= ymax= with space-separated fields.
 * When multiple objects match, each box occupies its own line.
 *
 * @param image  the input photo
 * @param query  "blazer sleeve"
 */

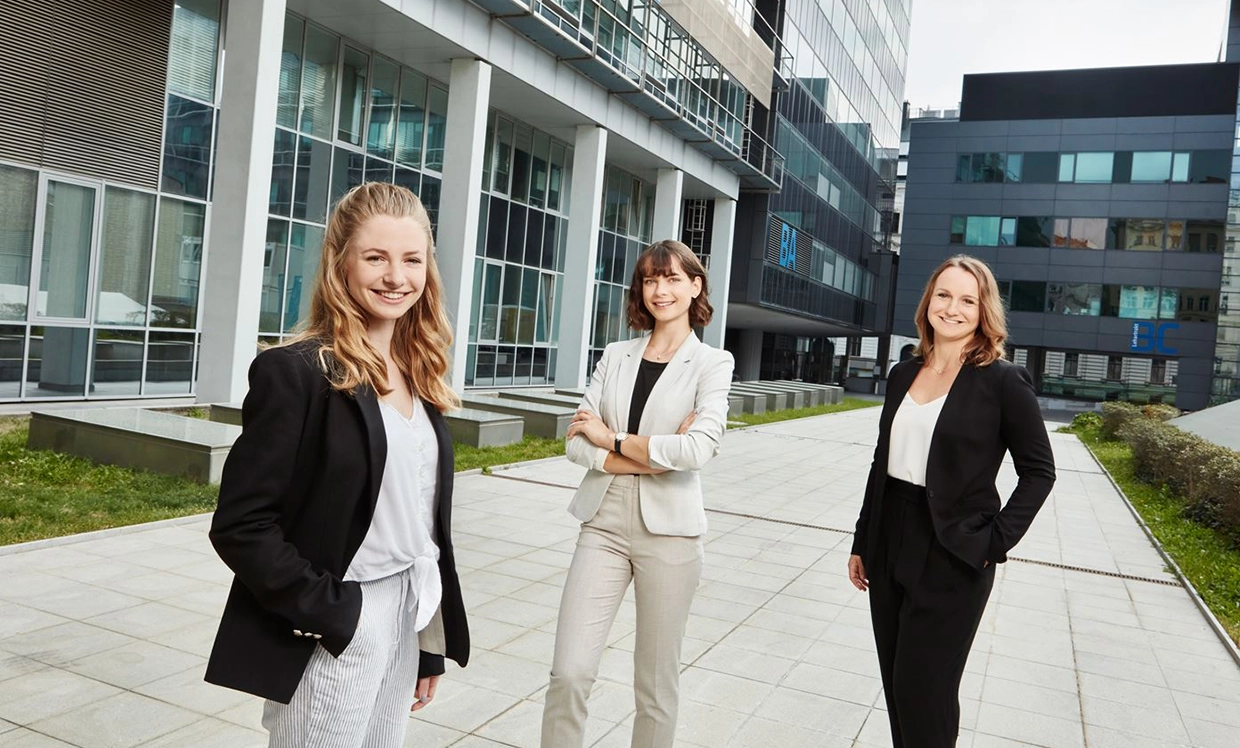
xmin=208 ymin=349 xmax=363 ymax=657
xmin=646 ymin=349 xmax=735 ymax=472
xmin=565 ymin=344 xmax=611 ymax=472
xmin=987 ymin=363 xmax=1057 ymax=564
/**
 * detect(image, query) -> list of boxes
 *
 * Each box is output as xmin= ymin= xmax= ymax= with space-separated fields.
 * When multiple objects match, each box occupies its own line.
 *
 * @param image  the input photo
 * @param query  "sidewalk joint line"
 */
xmin=486 ymin=475 xmax=1182 ymax=587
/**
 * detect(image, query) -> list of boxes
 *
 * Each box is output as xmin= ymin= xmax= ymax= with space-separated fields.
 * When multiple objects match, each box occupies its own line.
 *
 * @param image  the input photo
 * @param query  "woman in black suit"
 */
xmin=205 ymin=183 xmax=469 ymax=747
xmin=848 ymin=254 xmax=1055 ymax=748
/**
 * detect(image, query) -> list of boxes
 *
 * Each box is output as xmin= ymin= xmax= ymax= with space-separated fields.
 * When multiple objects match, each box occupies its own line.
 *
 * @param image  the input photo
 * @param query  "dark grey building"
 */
xmin=899 ymin=63 xmax=1239 ymax=410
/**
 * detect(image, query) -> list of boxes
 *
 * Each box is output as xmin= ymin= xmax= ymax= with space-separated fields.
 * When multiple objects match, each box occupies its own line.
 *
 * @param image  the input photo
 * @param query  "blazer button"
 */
xmin=293 ymin=629 xmax=303 ymax=637
xmin=926 ymin=489 xmax=935 ymax=499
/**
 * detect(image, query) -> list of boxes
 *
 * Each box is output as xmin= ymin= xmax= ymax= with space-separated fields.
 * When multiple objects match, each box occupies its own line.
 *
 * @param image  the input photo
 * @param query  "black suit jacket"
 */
xmin=204 ymin=340 xmax=469 ymax=703
xmin=852 ymin=357 xmax=1056 ymax=571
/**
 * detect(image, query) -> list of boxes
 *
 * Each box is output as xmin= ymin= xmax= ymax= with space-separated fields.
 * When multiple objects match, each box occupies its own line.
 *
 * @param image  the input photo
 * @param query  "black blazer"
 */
xmin=204 ymin=340 xmax=469 ymax=703
xmin=852 ymin=357 xmax=1056 ymax=571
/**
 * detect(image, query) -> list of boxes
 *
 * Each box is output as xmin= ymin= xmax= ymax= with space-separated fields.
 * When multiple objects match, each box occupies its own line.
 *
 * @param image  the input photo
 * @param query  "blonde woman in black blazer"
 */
xmin=206 ymin=184 xmax=468 ymax=747
xmin=848 ymin=255 xmax=1055 ymax=748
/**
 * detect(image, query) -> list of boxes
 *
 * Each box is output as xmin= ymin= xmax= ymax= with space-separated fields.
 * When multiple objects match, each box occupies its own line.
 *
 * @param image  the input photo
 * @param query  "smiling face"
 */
xmin=641 ymin=256 xmax=702 ymax=329
xmin=343 ymin=214 xmax=428 ymax=332
xmin=926 ymin=265 xmax=981 ymax=345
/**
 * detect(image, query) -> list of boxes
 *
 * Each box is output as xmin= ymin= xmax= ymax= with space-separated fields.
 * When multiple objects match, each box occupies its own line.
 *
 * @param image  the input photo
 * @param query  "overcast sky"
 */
xmin=904 ymin=0 xmax=1232 ymax=110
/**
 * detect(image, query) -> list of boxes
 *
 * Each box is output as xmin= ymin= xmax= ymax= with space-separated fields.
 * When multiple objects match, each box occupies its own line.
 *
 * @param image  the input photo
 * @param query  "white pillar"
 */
xmin=702 ymin=196 xmax=736 ymax=349
xmin=651 ymin=167 xmax=683 ymax=241
xmin=437 ymin=58 xmax=491 ymax=392
xmin=197 ymin=0 xmax=287 ymax=404
xmin=554 ymin=125 xmax=608 ymax=388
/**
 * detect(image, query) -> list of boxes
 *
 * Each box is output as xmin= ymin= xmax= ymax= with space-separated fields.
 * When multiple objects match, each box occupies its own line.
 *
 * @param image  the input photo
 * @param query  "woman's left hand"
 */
xmin=411 ymin=675 xmax=439 ymax=712
xmin=567 ymin=409 xmax=613 ymax=449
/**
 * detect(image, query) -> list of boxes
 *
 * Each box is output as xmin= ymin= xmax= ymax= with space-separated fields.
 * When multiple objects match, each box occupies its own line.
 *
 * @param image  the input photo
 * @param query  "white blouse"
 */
xmin=886 ymin=392 xmax=947 ymax=487
xmin=345 ymin=399 xmax=441 ymax=632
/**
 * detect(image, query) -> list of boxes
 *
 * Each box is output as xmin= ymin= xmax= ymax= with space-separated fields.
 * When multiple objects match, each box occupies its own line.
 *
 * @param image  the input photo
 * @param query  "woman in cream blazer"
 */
xmin=541 ymin=240 xmax=734 ymax=748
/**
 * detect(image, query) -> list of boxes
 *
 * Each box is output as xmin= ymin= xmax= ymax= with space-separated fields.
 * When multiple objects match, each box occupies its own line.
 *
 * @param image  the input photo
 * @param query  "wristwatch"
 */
xmin=613 ymin=431 xmax=629 ymax=453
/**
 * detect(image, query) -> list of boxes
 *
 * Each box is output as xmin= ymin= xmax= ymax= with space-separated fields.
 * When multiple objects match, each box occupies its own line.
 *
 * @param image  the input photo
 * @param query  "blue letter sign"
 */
xmin=1130 ymin=321 xmax=1179 ymax=355
xmin=779 ymin=223 xmax=797 ymax=269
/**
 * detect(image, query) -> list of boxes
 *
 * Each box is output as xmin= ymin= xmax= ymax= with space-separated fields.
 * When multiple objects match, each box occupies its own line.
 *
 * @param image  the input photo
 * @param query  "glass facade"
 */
xmin=956 ymin=149 xmax=1230 ymax=184
xmin=950 ymin=215 xmax=1224 ymax=252
xmin=1216 ymin=91 xmax=1240 ymax=401
xmin=466 ymin=112 xmax=574 ymax=387
xmin=996 ymin=279 xmax=1219 ymax=322
xmin=1023 ymin=348 xmax=1179 ymax=404
xmin=586 ymin=166 xmax=654 ymax=373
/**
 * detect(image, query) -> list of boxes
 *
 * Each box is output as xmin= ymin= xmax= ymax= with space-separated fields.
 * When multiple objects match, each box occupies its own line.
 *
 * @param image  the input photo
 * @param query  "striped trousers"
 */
xmin=262 ymin=567 xmax=421 ymax=748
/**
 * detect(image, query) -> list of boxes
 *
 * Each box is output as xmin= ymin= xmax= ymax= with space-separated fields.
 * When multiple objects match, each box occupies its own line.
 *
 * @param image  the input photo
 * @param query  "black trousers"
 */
xmin=869 ymin=477 xmax=995 ymax=748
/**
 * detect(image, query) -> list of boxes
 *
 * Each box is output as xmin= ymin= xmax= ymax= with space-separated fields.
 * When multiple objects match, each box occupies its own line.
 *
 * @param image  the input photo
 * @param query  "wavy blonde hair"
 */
xmin=288 ymin=182 xmax=459 ymax=412
xmin=913 ymin=254 xmax=1007 ymax=367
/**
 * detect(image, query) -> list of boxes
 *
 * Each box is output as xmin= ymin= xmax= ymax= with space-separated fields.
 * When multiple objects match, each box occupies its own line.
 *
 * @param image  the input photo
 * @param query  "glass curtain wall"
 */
xmin=467 ymin=112 xmax=573 ymax=387
xmin=0 ymin=0 xmax=221 ymax=401
xmin=262 ymin=15 xmax=449 ymax=347
xmin=1216 ymin=92 xmax=1240 ymax=402
xmin=587 ymin=166 xmax=654 ymax=372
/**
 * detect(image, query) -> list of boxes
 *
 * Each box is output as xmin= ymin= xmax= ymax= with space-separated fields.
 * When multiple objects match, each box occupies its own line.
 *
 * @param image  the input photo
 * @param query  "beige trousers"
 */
xmin=541 ymin=475 xmax=704 ymax=748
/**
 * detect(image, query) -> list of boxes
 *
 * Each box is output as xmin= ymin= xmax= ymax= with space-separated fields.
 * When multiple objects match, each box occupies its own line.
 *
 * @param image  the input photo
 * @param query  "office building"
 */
xmin=0 ymin=0 xmax=908 ymax=404
xmin=899 ymin=62 xmax=1239 ymax=409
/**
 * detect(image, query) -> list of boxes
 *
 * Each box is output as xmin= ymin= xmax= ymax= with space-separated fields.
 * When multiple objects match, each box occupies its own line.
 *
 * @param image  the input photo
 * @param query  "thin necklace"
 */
xmin=928 ymin=356 xmax=958 ymax=375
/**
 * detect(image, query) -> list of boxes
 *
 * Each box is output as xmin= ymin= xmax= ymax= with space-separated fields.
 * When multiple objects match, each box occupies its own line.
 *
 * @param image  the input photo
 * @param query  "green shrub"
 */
xmin=1116 ymin=415 xmax=1240 ymax=544
xmin=1069 ymin=412 xmax=1102 ymax=431
xmin=1141 ymin=403 xmax=1180 ymax=422
xmin=1100 ymin=401 xmax=1141 ymax=439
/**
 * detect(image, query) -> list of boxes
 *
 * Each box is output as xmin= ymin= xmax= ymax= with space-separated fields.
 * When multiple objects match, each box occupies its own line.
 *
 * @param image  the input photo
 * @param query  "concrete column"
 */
xmin=197 ymin=0 xmax=287 ymax=404
xmin=736 ymin=328 xmax=763 ymax=381
xmin=554 ymin=125 xmax=608 ymax=388
xmin=651 ymin=167 xmax=683 ymax=241
xmin=437 ymin=58 xmax=491 ymax=392
xmin=702 ymin=196 xmax=736 ymax=348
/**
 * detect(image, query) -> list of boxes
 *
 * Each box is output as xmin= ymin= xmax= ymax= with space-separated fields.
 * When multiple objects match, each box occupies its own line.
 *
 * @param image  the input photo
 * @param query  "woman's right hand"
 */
xmin=677 ymin=410 xmax=696 ymax=435
xmin=847 ymin=554 xmax=868 ymax=592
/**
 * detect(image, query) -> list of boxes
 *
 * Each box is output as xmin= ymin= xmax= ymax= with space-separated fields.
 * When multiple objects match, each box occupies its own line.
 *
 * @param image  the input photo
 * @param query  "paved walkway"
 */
xmin=1 ymin=408 xmax=1238 ymax=747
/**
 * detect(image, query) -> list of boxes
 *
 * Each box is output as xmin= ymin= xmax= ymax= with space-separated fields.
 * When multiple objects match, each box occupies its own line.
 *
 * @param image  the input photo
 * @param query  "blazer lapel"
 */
xmin=355 ymin=386 xmax=387 ymax=515
xmin=612 ymin=336 xmax=646 ymax=431
xmin=637 ymin=332 xmax=699 ymax=435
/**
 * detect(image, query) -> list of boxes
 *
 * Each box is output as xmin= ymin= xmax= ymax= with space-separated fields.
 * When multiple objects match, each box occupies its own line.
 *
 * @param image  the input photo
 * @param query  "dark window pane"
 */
xmin=424 ymin=85 xmax=448 ymax=171
xmin=486 ymin=199 xmax=507 ymax=260
xmin=270 ymin=128 xmax=296 ymax=215
xmin=151 ymin=198 xmax=205 ymax=328
xmin=338 ymin=47 xmax=369 ymax=146
xmin=92 ymin=329 xmax=143 ymax=397
xmin=146 ymin=331 xmax=195 ymax=395
xmin=1022 ymin=152 xmax=1058 ymax=183
xmin=364 ymin=158 xmax=393 ymax=185
xmin=1112 ymin=150 xmax=1133 ymax=183
xmin=949 ymin=216 xmax=965 ymax=244
xmin=162 ymin=95 xmax=214 ymax=198
xmin=367 ymin=57 xmax=399 ymax=159
xmin=420 ymin=174 xmax=441 ymax=231
xmin=956 ymin=154 xmax=971 ymax=182
xmin=1175 ymin=287 xmax=1220 ymax=322
xmin=1046 ymin=282 xmax=1101 ymax=315
xmin=506 ymin=205 xmax=527 ymax=264
xmin=1015 ymin=216 xmax=1053 ymax=247
xmin=511 ymin=124 xmax=532 ymax=204
xmin=395 ymin=70 xmax=426 ymax=168
xmin=1009 ymin=281 xmax=1045 ymax=312
xmin=294 ymin=135 xmax=332 ymax=223
xmin=261 ymin=219 xmax=289 ymax=333
xmin=541 ymin=216 xmax=557 ymax=270
xmin=525 ymin=210 xmax=544 ymax=268
xmin=27 ymin=326 xmax=90 ymax=397
xmin=1186 ymin=219 xmax=1224 ymax=252
xmin=277 ymin=16 xmax=303 ymax=129
xmin=330 ymin=150 xmax=364 ymax=207
xmin=500 ymin=268 xmax=521 ymax=343
xmin=394 ymin=167 xmax=420 ymax=196
xmin=1189 ymin=150 xmax=1231 ymax=183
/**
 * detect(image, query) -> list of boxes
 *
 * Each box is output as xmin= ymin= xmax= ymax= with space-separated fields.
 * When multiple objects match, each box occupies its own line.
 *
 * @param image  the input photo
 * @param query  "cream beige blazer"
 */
xmin=565 ymin=332 xmax=735 ymax=536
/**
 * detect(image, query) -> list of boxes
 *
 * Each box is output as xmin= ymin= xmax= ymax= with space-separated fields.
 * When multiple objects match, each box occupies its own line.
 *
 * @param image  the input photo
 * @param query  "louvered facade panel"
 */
xmin=0 ymin=0 xmax=170 ymax=189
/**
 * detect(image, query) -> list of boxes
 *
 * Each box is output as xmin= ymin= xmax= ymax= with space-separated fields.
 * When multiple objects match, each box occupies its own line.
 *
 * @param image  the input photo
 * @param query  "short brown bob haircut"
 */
xmin=913 ymin=254 xmax=1008 ymax=367
xmin=626 ymin=240 xmax=713 ymax=330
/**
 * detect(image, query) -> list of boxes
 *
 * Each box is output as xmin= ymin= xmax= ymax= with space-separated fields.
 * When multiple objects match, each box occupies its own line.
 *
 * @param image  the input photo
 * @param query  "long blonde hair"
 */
xmin=289 ymin=183 xmax=459 ymax=412
xmin=912 ymin=254 xmax=1007 ymax=367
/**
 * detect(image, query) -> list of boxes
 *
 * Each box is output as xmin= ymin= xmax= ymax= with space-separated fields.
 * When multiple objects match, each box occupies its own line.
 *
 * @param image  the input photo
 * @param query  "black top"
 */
xmin=627 ymin=358 xmax=668 ymax=434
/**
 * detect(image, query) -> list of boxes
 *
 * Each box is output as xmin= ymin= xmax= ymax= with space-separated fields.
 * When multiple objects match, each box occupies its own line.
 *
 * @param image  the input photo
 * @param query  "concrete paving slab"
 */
xmin=0 ymin=407 xmax=1237 ymax=747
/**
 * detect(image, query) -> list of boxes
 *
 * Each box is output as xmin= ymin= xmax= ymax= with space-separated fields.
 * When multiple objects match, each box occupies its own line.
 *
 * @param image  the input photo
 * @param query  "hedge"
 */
xmin=1099 ymin=402 xmax=1240 ymax=542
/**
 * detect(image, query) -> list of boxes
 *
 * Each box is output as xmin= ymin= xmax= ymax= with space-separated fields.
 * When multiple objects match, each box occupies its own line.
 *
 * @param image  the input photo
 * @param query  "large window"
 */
xmin=0 ymin=165 xmax=37 ymax=322
xmin=167 ymin=0 xmax=220 ymax=102
xmin=950 ymin=214 xmax=1223 ymax=252
xmin=96 ymin=189 xmax=156 ymax=326
xmin=955 ymin=149 xmax=1221 ymax=184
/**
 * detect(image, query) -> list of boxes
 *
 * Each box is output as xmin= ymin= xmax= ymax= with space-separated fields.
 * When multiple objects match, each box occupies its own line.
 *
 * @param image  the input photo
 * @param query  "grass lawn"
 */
xmin=1064 ymin=422 xmax=1240 ymax=646
xmin=731 ymin=397 xmax=881 ymax=427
